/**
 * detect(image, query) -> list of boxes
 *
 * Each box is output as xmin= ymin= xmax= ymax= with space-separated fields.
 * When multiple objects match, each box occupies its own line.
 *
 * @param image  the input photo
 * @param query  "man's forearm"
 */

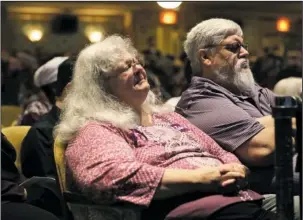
xmin=256 ymin=115 xmax=296 ymax=130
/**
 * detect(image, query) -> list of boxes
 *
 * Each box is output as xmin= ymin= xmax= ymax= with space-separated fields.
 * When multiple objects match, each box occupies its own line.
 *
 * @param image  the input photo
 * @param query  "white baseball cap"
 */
xmin=34 ymin=56 xmax=69 ymax=87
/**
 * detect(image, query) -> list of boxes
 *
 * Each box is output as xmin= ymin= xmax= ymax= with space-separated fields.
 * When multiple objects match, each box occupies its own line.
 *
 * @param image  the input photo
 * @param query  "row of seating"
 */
xmin=1 ymin=105 xmax=22 ymax=128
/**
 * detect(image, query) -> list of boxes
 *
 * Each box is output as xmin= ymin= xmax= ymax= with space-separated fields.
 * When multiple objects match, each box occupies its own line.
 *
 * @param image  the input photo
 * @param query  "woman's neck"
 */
xmin=136 ymin=105 xmax=153 ymax=127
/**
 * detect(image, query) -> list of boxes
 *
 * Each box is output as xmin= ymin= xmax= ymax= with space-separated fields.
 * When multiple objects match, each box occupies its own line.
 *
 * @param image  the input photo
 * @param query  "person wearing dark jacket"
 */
xmin=20 ymin=58 xmax=74 ymax=219
xmin=1 ymin=133 xmax=59 ymax=220
xmin=21 ymin=58 xmax=74 ymax=178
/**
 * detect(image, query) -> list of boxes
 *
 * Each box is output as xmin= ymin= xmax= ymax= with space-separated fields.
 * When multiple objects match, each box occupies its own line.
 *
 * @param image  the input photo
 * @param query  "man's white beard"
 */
xmin=211 ymin=59 xmax=255 ymax=94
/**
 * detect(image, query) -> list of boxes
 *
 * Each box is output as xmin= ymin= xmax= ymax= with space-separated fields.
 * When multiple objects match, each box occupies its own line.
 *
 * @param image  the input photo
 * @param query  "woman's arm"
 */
xmin=154 ymin=165 xmax=246 ymax=199
xmin=66 ymin=122 xmax=245 ymax=206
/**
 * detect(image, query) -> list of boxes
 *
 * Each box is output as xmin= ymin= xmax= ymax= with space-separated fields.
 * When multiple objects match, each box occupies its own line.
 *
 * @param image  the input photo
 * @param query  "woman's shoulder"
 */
xmin=79 ymin=121 xmax=120 ymax=135
xmin=68 ymin=121 xmax=124 ymax=147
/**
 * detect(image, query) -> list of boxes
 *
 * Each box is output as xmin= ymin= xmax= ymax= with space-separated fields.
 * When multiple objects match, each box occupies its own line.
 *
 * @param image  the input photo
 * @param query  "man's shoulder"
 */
xmin=178 ymin=77 xmax=233 ymax=107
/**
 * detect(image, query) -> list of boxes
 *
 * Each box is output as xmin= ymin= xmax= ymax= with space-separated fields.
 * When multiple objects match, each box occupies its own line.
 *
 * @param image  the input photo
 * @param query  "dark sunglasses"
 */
xmin=223 ymin=42 xmax=248 ymax=53
xmin=205 ymin=42 xmax=248 ymax=54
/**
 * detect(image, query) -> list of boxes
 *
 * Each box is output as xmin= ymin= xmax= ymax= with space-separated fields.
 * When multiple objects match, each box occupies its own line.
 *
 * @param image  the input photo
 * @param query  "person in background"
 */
xmin=275 ymin=49 xmax=302 ymax=84
xmin=17 ymin=56 xmax=68 ymax=126
xmin=143 ymin=36 xmax=161 ymax=58
xmin=55 ymin=35 xmax=284 ymax=220
xmin=273 ymin=76 xmax=302 ymax=97
xmin=21 ymin=58 xmax=74 ymax=178
xmin=1 ymin=133 xmax=60 ymax=220
xmin=175 ymin=18 xmax=300 ymax=196
xmin=15 ymin=51 xmax=39 ymax=104
xmin=20 ymin=58 xmax=75 ymax=219
xmin=1 ymin=50 xmax=22 ymax=105
xmin=252 ymin=47 xmax=283 ymax=90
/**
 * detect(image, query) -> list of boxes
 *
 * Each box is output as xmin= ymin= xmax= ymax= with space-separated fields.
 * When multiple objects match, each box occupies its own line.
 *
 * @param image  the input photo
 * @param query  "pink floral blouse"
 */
xmin=65 ymin=112 xmax=262 ymax=209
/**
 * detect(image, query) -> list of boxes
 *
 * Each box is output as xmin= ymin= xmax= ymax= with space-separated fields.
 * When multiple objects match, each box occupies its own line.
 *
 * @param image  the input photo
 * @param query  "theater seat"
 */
xmin=1 ymin=105 xmax=22 ymax=127
xmin=53 ymin=138 xmax=141 ymax=220
xmin=2 ymin=126 xmax=31 ymax=173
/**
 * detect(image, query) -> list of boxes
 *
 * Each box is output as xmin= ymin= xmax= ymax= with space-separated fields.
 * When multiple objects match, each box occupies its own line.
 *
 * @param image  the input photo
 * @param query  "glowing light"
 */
xmin=157 ymin=2 xmax=182 ymax=9
xmin=88 ymin=31 xmax=103 ymax=43
xmin=28 ymin=29 xmax=43 ymax=42
xmin=160 ymin=10 xmax=177 ymax=25
xmin=277 ymin=17 xmax=290 ymax=32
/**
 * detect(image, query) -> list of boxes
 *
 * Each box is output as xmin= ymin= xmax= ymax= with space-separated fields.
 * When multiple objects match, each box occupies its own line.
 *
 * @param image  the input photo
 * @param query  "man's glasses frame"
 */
xmin=204 ymin=42 xmax=248 ymax=54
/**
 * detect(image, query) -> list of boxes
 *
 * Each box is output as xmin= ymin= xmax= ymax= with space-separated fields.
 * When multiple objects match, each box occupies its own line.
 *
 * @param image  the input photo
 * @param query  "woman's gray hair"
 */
xmin=184 ymin=18 xmax=243 ymax=74
xmin=55 ymin=35 xmax=171 ymax=143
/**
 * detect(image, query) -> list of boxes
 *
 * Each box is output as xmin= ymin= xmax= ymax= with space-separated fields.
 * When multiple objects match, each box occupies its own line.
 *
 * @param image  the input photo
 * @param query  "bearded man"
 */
xmin=176 ymin=18 xmax=299 ymax=194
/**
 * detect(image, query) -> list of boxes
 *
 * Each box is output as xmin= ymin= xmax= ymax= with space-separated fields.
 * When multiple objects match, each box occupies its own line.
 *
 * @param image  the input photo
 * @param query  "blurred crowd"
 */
xmin=1 ymin=37 xmax=302 ymax=127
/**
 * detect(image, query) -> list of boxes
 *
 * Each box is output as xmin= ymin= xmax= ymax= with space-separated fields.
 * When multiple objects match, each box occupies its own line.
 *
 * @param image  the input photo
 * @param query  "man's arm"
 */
xmin=235 ymin=115 xmax=296 ymax=167
xmin=256 ymin=115 xmax=296 ymax=129
xmin=177 ymin=95 xmax=275 ymax=167
xmin=234 ymin=126 xmax=275 ymax=167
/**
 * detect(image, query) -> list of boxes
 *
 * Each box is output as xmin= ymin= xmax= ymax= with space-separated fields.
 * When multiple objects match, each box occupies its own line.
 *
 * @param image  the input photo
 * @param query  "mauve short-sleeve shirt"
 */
xmin=176 ymin=76 xmax=277 ymax=152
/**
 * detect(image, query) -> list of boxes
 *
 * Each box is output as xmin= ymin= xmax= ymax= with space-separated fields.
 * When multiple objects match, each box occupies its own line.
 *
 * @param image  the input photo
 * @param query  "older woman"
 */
xmin=55 ymin=36 xmax=277 ymax=220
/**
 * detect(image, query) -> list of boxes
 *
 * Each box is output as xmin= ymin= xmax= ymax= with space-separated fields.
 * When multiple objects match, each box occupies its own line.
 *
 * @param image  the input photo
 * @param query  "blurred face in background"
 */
xmin=287 ymin=50 xmax=302 ymax=68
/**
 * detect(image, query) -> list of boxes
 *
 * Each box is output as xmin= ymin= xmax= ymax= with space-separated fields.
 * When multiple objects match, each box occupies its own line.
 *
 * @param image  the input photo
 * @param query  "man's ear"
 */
xmin=198 ymin=49 xmax=211 ymax=66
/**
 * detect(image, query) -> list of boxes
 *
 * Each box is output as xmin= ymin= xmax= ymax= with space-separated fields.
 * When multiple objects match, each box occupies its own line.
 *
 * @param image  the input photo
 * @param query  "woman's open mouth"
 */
xmin=133 ymin=71 xmax=146 ymax=86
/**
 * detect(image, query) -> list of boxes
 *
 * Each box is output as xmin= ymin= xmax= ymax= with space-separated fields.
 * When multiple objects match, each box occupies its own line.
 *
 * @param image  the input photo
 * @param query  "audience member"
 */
xmin=20 ymin=58 xmax=74 ymax=219
xmin=17 ymin=56 xmax=68 ymax=126
xmin=275 ymin=49 xmax=302 ymax=84
xmin=273 ymin=76 xmax=302 ymax=97
xmin=1 ymin=50 xmax=23 ymax=105
xmin=1 ymin=133 xmax=60 ymax=220
xmin=176 ymin=18 xmax=299 ymax=195
xmin=252 ymin=47 xmax=283 ymax=89
xmin=21 ymin=58 xmax=73 ymax=178
xmin=143 ymin=36 xmax=161 ymax=58
xmin=55 ymin=35 xmax=286 ymax=220
xmin=15 ymin=51 xmax=39 ymax=104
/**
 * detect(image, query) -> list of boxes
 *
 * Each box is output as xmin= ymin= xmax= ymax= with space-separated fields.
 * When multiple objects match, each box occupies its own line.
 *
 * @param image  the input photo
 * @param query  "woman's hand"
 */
xmin=153 ymin=164 xmax=249 ymax=200
xmin=192 ymin=165 xmax=243 ymax=193
xmin=219 ymin=163 xmax=249 ymax=186
xmin=218 ymin=163 xmax=249 ymax=194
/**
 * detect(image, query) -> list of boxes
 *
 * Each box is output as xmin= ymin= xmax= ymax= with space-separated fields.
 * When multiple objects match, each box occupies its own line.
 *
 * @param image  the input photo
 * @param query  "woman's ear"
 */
xmin=198 ymin=49 xmax=211 ymax=66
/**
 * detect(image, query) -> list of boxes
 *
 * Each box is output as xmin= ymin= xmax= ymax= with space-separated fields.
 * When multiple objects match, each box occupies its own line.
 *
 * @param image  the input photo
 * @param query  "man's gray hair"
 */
xmin=55 ymin=35 xmax=171 ymax=143
xmin=184 ymin=18 xmax=243 ymax=74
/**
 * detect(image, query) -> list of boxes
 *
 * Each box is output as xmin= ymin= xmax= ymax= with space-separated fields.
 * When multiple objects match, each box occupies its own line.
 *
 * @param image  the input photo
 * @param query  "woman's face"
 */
xmin=107 ymin=54 xmax=150 ymax=108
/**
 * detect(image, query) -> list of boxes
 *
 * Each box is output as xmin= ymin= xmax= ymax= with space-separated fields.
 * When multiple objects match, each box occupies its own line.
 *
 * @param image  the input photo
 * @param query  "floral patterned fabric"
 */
xmin=65 ymin=112 xmax=263 ymax=218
